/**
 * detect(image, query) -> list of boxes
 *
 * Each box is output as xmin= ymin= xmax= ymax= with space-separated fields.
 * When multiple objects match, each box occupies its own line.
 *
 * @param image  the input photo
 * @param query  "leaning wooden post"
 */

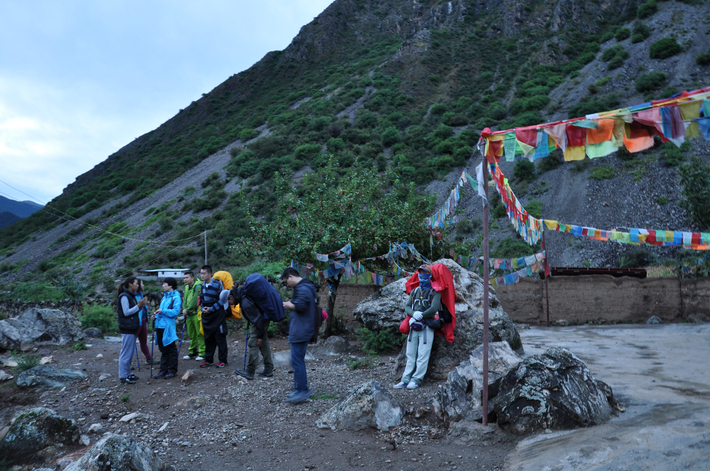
xmin=542 ymin=229 xmax=551 ymax=327
xmin=482 ymin=161 xmax=490 ymax=426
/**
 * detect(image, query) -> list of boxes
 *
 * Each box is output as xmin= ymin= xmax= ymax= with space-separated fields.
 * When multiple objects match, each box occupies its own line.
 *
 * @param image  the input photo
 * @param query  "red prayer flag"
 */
xmin=514 ymin=126 xmax=537 ymax=147
xmin=566 ymin=124 xmax=587 ymax=147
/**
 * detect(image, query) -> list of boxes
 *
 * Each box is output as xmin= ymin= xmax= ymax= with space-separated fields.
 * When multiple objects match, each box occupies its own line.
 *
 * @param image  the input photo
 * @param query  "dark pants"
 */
xmin=205 ymin=322 xmax=228 ymax=364
xmin=156 ymin=328 xmax=178 ymax=375
xmin=137 ymin=317 xmax=151 ymax=361
xmin=290 ymin=341 xmax=309 ymax=393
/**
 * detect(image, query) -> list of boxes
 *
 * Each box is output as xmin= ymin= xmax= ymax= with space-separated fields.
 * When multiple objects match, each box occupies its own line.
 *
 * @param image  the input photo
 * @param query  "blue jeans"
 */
xmin=290 ymin=341 xmax=309 ymax=392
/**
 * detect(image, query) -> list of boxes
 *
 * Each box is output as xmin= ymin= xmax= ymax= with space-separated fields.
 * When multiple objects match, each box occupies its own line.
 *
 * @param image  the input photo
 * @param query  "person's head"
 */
xmin=162 ymin=277 xmax=177 ymax=292
xmin=280 ymin=267 xmax=301 ymax=289
xmin=200 ymin=265 xmax=212 ymax=282
xmin=117 ymin=276 xmax=139 ymax=299
xmin=183 ymin=271 xmax=195 ymax=286
xmin=139 ymin=279 xmax=145 ymax=291
xmin=417 ymin=264 xmax=432 ymax=290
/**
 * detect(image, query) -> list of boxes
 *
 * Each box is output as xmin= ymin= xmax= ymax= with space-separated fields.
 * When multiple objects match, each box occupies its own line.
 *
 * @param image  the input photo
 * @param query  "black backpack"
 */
xmin=310 ymin=284 xmax=323 ymax=344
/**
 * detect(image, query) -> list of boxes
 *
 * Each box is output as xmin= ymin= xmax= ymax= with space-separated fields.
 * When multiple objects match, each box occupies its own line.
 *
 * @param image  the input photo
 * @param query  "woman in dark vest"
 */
xmin=117 ymin=276 xmax=146 ymax=384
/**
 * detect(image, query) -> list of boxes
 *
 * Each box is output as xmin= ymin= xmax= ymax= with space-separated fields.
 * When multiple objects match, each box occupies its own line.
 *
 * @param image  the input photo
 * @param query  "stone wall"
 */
xmin=496 ymin=275 xmax=710 ymax=325
xmin=317 ymin=283 xmax=380 ymax=319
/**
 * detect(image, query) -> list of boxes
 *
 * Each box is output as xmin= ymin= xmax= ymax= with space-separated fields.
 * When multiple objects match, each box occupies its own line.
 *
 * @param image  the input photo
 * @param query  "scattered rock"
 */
xmin=82 ymin=327 xmax=104 ymax=339
xmin=158 ymin=422 xmax=169 ymax=432
xmin=95 ymin=353 xmax=104 ymax=359
xmin=317 ymin=380 xmax=403 ymax=431
xmin=490 ymin=347 xmax=615 ymax=435
xmin=0 ymin=407 xmax=78 ymax=464
xmin=0 ymin=308 xmax=84 ymax=351
xmin=79 ymin=434 xmax=91 ymax=446
xmin=447 ymin=419 xmax=509 ymax=446
xmin=16 ymin=365 xmax=87 ymax=390
xmin=98 ymin=373 xmax=112 ymax=381
xmin=1 ymin=358 xmax=18 ymax=368
xmin=0 ymin=370 xmax=13 ymax=381
xmin=176 ymin=396 xmax=208 ymax=409
xmin=271 ymin=350 xmax=315 ymax=368
xmin=645 ymin=316 xmax=663 ymax=324
xmin=39 ymin=356 xmax=54 ymax=365
xmin=181 ymin=369 xmax=197 ymax=384
xmin=87 ymin=423 xmax=104 ymax=434
xmin=311 ymin=336 xmax=350 ymax=356
xmin=63 ymin=433 xmax=169 ymax=471
xmin=434 ymin=341 xmax=523 ymax=422
xmin=119 ymin=412 xmax=150 ymax=423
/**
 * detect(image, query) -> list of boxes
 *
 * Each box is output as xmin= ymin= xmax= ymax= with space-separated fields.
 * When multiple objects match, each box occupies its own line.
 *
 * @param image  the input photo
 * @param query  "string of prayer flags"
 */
xmin=425 ymin=173 xmax=466 ymax=228
xmin=489 ymin=262 xmax=544 ymax=289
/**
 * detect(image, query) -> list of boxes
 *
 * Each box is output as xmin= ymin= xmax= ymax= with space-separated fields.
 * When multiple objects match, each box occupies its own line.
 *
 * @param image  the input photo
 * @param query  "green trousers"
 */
xmin=247 ymin=321 xmax=273 ymax=375
xmin=186 ymin=314 xmax=205 ymax=357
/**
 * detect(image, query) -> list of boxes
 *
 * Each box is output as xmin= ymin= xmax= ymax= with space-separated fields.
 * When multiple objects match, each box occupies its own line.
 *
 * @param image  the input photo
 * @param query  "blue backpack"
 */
xmin=242 ymin=273 xmax=285 ymax=321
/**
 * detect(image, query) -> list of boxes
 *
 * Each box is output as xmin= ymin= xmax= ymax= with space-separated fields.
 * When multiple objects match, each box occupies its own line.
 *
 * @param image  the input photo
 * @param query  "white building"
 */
xmin=137 ymin=268 xmax=191 ymax=280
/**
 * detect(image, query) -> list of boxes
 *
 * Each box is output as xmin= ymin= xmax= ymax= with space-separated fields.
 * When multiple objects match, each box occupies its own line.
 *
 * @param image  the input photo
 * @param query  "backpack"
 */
xmin=242 ymin=273 xmax=285 ymax=322
xmin=310 ymin=290 xmax=324 ymax=344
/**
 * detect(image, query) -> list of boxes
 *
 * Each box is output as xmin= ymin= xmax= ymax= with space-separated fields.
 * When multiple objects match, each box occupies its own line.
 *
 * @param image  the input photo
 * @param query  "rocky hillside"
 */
xmin=1 ymin=0 xmax=710 ymax=292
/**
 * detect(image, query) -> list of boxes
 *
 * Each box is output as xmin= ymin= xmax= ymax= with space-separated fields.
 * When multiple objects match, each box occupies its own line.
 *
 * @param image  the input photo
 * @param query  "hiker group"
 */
xmin=116 ymin=265 xmax=320 ymax=404
xmin=117 ymin=261 xmax=456 ymax=401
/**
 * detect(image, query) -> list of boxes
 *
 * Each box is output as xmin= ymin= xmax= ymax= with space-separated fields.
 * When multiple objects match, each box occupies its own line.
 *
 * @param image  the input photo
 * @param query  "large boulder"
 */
xmin=434 ymin=341 xmax=523 ymax=422
xmin=316 ymin=380 xmax=403 ymax=431
xmin=64 ymin=433 xmax=169 ymax=471
xmin=0 ymin=308 xmax=83 ymax=351
xmin=353 ymin=258 xmax=502 ymax=332
xmin=490 ymin=347 xmax=615 ymax=435
xmin=0 ymin=407 xmax=78 ymax=464
xmin=17 ymin=365 xmax=87 ymax=390
xmin=311 ymin=335 xmax=350 ymax=356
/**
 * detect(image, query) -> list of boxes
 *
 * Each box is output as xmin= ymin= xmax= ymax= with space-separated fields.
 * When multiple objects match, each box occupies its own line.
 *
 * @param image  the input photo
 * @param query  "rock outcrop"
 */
xmin=16 ymin=365 xmax=87 ymax=390
xmin=64 ymin=433 xmax=169 ymax=471
xmin=0 ymin=308 xmax=83 ymax=351
xmin=317 ymin=380 xmax=403 ymax=431
xmin=0 ymin=407 xmax=78 ymax=464
xmin=490 ymin=347 xmax=615 ymax=435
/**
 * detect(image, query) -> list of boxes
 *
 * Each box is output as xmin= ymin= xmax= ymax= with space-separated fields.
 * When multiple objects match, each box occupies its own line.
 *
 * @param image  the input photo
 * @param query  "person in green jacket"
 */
xmin=182 ymin=271 xmax=205 ymax=361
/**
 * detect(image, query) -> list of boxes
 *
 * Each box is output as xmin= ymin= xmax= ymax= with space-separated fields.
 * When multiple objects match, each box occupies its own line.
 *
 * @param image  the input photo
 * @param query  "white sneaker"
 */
xmin=195 ymin=356 xmax=204 ymax=361
xmin=406 ymin=381 xmax=419 ymax=390
xmin=393 ymin=381 xmax=408 ymax=389
xmin=183 ymin=355 xmax=192 ymax=360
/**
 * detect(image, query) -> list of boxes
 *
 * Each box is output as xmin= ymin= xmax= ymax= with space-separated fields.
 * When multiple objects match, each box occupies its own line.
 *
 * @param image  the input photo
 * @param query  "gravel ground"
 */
xmin=1 ymin=331 xmax=517 ymax=471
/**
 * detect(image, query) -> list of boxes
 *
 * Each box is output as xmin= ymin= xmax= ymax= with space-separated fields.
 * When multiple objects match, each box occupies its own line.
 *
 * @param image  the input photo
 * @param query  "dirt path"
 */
xmin=1 ymin=331 xmax=516 ymax=470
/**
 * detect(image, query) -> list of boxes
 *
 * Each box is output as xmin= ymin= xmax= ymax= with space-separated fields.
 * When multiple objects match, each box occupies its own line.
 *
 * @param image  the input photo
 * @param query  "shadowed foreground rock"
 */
xmin=490 ymin=347 xmax=615 ymax=435
xmin=316 ymin=380 xmax=403 ymax=431
xmin=16 ymin=365 xmax=87 ymax=390
xmin=64 ymin=433 xmax=169 ymax=471
xmin=0 ymin=308 xmax=83 ymax=351
xmin=0 ymin=407 xmax=78 ymax=464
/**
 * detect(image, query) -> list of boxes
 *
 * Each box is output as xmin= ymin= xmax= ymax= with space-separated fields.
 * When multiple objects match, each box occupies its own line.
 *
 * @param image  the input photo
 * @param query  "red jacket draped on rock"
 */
xmin=405 ymin=264 xmax=456 ymax=343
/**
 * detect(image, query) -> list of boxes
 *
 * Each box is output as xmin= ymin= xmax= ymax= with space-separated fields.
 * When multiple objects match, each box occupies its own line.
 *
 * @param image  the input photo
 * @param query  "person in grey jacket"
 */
xmin=281 ymin=267 xmax=316 ymax=404
xmin=116 ymin=276 xmax=147 ymax=384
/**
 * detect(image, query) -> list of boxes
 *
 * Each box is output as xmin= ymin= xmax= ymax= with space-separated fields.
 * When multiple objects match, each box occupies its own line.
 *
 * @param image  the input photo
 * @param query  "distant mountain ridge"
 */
xmin=0 ymin=212 xmax=21 ymax=230
xmin=0 ymin=195 xmax=42 ymax=219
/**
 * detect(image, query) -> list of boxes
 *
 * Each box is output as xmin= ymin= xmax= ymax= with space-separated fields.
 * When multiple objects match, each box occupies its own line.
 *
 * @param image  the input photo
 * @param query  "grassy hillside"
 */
xmin=1 ymin=0 xmax=709 ymax=293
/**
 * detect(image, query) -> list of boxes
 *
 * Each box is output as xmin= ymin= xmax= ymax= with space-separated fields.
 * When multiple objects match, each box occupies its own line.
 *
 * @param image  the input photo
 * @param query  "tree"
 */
xmin=231 ymin=158 xmax=436 ymax=336
xmin=679 ymin=157 xmax=710 ymax=231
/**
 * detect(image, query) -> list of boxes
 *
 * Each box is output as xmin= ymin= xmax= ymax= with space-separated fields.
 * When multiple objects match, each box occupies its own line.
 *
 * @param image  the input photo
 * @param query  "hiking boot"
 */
xmin=234 ymin=370 xmax=254 ymax=380
xmin=195 ymin=356 xmax=205 ymax=361
xmin=145 ymin=358 xmax=153 ymax=365
xmin=258 ymin=370 xmax=274 ymax=377
xmin=154 ymin=371 xmax=166 ymax=379
xmin=216 ymin=362 xmax=227 ymax=368
xmin=127 ymin=374 xmax=139 ymax=381
xmin=393 ymin=381 xmax=408 ymax=389
xmin=119 ymin=377 xmax=136 ymax=384
xmin=183 ymin=354 xmax=195 ymax=360
xmin=164 ymin=373 xmax=176 ymax=379
xmin=199 ymin=362 xmax=214 ymax=368
xmin=287 ymin=390 xmax=311 ymax=404
xmin=406 ymin=381 xmax=420 ymax=390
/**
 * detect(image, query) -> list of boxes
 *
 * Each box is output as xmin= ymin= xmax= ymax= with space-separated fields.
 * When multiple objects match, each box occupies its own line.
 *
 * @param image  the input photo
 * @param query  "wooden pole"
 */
xmin=482 ymin=161 xmax=490 ymax=426
xmin=204 ymin=230 xmax=208 ymax=265
xmin=543 ymin=230 xmax=550 ymax=327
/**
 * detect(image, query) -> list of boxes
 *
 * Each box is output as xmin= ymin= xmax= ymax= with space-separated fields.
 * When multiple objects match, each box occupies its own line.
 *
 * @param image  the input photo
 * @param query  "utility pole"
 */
xmin=204 ymin=231 xmax=207 ymax=265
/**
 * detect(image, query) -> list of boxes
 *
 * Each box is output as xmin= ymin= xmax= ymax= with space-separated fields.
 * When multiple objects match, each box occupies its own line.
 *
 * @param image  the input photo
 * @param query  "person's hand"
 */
xmin=137 ymin=298 xmax=147 ymax=308
xmin=256 ymin=338 xmax=263 ymax=346
xmin=283 ymin=301 xmax=295 ymax=310
xmin=409 ymin=316 xmax=416 ymax=326
xmin=413 ymin=311 xmax=423 ymax=321
xmin=182 ymin=309 xmax=187 ymax=315
xmin=154 ymin=309 xmax=162 ymax=315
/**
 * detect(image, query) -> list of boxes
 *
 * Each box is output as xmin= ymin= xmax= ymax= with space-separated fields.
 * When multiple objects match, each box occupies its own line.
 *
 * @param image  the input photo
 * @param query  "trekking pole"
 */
xmin=234 ymin=321 xmax=251 ymax=377
xmin=176 ymin=317 xmax=187 ymax=358
xmin=134 ymin=344 xmax=141 ymax=371
xmin=150 ymin=317 xmax=155 ymax=379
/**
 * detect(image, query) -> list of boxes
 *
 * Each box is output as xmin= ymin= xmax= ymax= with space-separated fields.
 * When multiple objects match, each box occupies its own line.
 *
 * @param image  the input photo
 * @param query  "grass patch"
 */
xmin=357 ymin=328 xmax=403 ymax=354
xmin=14 ymin=354 xmax=40 ymax=374
xmin=590 ymin=165 xmax=616 ymax=180
xmin=73 ymin=340 xmax=88 ymax=351
xmin=347 ymin=356 xmax=377 ymax=370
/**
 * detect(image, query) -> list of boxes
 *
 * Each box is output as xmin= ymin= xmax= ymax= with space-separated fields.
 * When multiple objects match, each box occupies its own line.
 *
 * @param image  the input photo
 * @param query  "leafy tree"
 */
xmin=231 ymin=159 xmax=436 ymax=336
xmin=679 ymin=157 xmax=710 ymax=230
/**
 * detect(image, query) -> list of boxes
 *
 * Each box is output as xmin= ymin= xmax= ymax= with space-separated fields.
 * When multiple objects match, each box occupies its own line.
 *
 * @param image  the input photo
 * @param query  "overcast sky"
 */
xmin=0 ymin=0 xmax=333 ymax=205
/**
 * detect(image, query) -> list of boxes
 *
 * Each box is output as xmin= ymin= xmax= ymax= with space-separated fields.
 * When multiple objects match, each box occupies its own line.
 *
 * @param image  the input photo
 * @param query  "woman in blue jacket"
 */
xmin=152 ymin=277 xmax=182 ymax=379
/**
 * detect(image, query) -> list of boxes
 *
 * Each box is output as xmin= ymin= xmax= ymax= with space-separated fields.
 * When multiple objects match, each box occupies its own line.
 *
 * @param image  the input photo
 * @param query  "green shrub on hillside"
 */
xmin=80 ymin=303 xmax=118 ymax=334
xmin=660 ymin=142 xmax=689 ymax=167
xmin=0 ymin=282 xmax=66 ymax=302
xmin=680 ymin=157 xmax=710 ymax=230
xmin=631 ymin=22 xmax=652 ymax=43
xmin=526 ymin=201 xmax=543 ymax=219
xmin=649 ymin=38 xmax=682 ymax=59
xmin=590 ymin=165 xmax=616 ymax=180
xmin=492 ymin=238 xmax=535 ymax=258
xmin=637 ymin=0 xmax=657 ymax=19
xmin=358 ymin=328 xmax=403 ymax=354
xmin=636 ymin=71 xmax=667 ymax=93
xmin=601 ymin=45 xmax=630 ymax=70
xmin=696 ymin=50 xmax=710 ymax=66
xmin=513 ymin=159 xmax=536 ymax=182
xmin=615 ymin=28 xmax=631 ymax=41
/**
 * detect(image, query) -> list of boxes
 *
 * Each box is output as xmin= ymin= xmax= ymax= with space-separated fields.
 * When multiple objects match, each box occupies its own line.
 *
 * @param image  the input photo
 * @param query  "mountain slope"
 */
xmin=1 ymin=0 xmax=709 ymax=289
xmin=0 ymin=195 xmax=42 ymax=219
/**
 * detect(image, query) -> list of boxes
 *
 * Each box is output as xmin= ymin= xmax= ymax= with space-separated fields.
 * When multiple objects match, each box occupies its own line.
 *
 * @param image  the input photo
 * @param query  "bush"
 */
xmin=492 ymin=238 xmax=535 ymax=258
xmin=239 ymin=128 xmax=260 ymax=141
xmin=0 ymin=282 xmax=66 ymax=302
xmin=649 ymin=38 xmax=682 ymax=59
xmin=513 ymin=159 xmax=536 ymax=182
xmin=357 ymin=328 xmax=403 ymax=354
xmin=636 ymin=71 xmax=667 ymax=93
xmin=632 ymin=22 xmax=652 ymax=43
xmin=381 ymin=127 xmax=400 ymax=147
xmin=430 ymin=103 xmax=448 ymax=115
xmin=680 ymin=157 xmax=710 ymax=230
xmin=696 ymin=50 xmax=710 ymax=66
xmin=637 ymin=0 xmax=657 ymax=19
xmin=660 ymin=144 xmax=685 ymax=166
xmin=537 ymin=154 xmax=562 ymax=172
xmin=590 ymin=165 xmax=616 ymax=180
xmin=615 ymin=28 xmax=631 ymax=41
xmin=80 ymin=303 xmax=118 ymax=333
xmin=619 ymin=248 xmax=658 ymax=268
xmin=15 ymin=354 xmax=40 ymax=374
xmin=294 ymin=144 xmax=322 ymax=161
xmin=526 ymin=201 xmax=543 ymax=219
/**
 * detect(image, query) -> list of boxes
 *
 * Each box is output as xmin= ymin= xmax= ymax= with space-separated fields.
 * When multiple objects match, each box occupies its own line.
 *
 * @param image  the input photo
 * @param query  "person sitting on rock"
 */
xmin=152 ymin=277 xmax=182 ymax=379
xmin=394 ymin=265 xmax=441 ymax=390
